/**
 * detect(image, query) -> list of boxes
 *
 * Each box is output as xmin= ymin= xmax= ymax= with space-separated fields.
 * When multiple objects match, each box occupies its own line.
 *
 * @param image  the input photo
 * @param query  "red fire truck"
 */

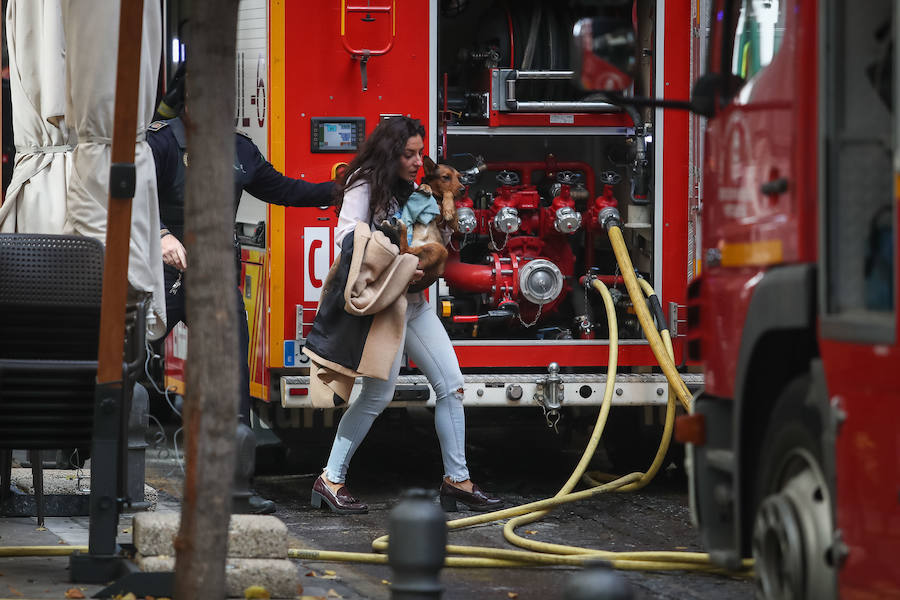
xmin=162 ymin=0 xmax=699 ymax=467
xmin=597 ymin=0 xmax=900 ymax=597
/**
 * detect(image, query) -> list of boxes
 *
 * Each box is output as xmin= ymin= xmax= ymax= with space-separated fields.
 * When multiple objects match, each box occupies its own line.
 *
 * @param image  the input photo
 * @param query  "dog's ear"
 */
xmin=423 ymin=155 xmax=437 ymax=177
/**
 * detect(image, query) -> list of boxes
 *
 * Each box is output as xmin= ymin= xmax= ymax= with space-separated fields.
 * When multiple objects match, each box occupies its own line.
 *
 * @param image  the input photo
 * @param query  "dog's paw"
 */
xmin=417 ymin=183 xmax=433 ymax=196
xmin=375 ymin=220 xmax=402 ymax=248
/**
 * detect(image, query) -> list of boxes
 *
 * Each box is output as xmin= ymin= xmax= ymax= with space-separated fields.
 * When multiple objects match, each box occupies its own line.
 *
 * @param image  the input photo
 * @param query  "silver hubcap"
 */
xmin=752 ymin=447 xmax=834 ymax=600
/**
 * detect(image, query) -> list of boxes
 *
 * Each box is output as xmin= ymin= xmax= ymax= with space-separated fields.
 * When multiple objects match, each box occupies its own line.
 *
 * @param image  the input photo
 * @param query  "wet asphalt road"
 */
xmin=243 ymin=408 xmax=755 ymax=600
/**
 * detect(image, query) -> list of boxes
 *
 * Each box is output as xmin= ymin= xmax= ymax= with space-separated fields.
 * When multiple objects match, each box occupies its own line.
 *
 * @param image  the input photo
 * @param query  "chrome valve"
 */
xmin=456 ymin=207 xmax=477 ymax=234
xmin=493 ymin=206 xmax=521 ymax=234
xmin=554 ymin=206 xmax=582 ymax=233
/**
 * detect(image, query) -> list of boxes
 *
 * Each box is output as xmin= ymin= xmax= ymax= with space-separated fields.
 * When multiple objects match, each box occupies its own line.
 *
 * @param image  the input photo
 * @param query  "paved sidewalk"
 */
xmin=1 ymin=460 xmax=370 ymax=599
xmin=0 ymin=515 xmax=105 ymax=599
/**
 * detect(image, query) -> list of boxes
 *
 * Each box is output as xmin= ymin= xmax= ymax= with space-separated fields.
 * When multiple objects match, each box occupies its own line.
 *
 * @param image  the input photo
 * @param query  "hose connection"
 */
xmin=598 ymin=206 xmax=622 ymax=231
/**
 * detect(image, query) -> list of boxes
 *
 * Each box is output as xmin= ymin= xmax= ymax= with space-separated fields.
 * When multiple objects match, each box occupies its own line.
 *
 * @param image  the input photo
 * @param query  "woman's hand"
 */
xmin=410 ymin=269 xmax=424 ymax=285
xmin=161 ymin=234 xmax=188 ymax=271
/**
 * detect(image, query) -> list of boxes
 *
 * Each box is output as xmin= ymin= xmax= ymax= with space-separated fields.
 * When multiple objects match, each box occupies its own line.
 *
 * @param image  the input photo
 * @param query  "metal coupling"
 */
xmin=534 ymin=362 xmax=564 ymax=413
xmin=462 ymin=155 xmax=487 ymax=178
xmin=493 ymin=206 xmax=521 ymax=234
xmin=554 ymin=206 xmax=582 ymax=233
xmin=574 ymin=314 xmax=593 ymax=336
xmin=598 ymin=206 xmax=622 ymax=230
xmin=456 ymin=207 xmax=477 ymax=234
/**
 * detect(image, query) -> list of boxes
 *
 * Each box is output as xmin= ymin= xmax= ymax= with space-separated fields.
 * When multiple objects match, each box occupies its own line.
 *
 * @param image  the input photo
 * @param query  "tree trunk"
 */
xmin=173 ymin=2 xmax=240 ymax=599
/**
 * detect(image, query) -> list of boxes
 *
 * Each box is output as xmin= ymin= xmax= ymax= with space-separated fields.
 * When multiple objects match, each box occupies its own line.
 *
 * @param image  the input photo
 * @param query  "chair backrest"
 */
xmin=0 ymin=234 xmax=105 ymax=449
xmin=0 ymin=234 xmax=104 ymax=359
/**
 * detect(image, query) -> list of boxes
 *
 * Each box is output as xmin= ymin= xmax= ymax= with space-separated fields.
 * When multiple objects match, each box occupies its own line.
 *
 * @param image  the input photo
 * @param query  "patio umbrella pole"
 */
xmin=69 ymin=0 xmax=147 ymax=585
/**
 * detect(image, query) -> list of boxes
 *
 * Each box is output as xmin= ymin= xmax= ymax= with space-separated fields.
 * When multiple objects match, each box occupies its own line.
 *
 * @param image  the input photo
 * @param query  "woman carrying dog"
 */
xmin=310 ymin=116 xmax=502 ymax=515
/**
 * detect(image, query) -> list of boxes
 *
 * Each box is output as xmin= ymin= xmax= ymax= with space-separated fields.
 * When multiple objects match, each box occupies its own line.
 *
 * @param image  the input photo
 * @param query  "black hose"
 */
xmin=522 ymin=3 xmax=541 ymax=70
xmin=623 ymin=104 xmax=650 ymax=205
xmin=647 ymin=294 xmax=669 ymax=332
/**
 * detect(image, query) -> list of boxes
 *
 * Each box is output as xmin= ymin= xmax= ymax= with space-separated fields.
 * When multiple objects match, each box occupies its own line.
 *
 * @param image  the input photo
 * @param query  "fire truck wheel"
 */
xmin=752 ymin=376 xmax=835 ymax=600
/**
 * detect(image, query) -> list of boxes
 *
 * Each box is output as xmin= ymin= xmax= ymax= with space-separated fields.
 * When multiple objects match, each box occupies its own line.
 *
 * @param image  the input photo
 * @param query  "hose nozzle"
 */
xmin=462 ymin=155 xmax=487 ymax=178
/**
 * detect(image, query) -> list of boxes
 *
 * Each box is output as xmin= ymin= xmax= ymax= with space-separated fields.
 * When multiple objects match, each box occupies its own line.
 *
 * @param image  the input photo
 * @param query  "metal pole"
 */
xmin=88 ymin=0 xmax=145 ymax=558
xmin=388 ymin=489 xmax=447 ymax=600
xmin=563 ymin=560 xmax=635 ymax=600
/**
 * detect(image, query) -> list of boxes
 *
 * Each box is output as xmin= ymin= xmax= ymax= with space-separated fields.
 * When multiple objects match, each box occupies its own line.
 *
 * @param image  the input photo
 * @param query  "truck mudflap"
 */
xmin=279 ymin=372 xmax=703 ymax=409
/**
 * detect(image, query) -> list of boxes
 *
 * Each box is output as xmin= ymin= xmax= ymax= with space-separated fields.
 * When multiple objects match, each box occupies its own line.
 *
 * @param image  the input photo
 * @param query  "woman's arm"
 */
xmin=334 ymin=181 xmax=371 ymax=249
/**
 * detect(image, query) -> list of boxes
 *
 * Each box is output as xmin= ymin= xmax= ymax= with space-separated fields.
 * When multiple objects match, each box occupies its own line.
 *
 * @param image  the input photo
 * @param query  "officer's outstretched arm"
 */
xmin=242 ymin=138 xmax=334 ymax=207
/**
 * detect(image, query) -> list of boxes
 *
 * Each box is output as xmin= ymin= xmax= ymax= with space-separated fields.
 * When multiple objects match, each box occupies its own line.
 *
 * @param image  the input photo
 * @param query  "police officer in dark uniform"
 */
xmin=148 ymin=72 xmax=333 ymax=514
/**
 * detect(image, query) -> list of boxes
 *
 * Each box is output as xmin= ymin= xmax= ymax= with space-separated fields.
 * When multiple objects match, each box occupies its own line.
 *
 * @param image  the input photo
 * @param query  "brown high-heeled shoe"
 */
xmin=439 ymin=481 xmax=502 ymax=512
xmin=310 ymin=475 xmax=368 ymax=514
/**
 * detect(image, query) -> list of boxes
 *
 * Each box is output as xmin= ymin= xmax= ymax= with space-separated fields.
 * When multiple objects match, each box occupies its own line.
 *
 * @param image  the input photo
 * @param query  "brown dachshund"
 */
xmin=382 ymin=156 xmax=465 ymax=293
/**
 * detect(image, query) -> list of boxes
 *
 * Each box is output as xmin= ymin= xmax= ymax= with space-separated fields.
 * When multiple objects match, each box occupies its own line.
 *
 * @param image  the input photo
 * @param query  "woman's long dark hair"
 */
xmin=334 ymin=116 xmax=426 ymax=217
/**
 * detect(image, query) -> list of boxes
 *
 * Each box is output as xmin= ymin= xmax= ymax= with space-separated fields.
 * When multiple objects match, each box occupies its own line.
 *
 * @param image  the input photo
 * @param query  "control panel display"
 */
xmin=310 ymin=117 xmax=365 ymax=153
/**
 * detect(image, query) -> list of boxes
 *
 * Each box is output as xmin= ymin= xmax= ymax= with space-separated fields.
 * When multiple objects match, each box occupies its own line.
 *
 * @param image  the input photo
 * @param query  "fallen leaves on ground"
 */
xmin=64 ymin=589 xmax=85 ymax=599
xmin=111 ymin=593 xmax=136 ymax=600
xmin=524 ymin=530 xmax=538 ymax=535
xmin=7 ymin=584 xmax=24 ymax=597
xmin=296 ymin=583 xmax=304 ymax=595
xmin=244 ymin=585 xmax=271 ymax=598
xmin=381 ymin=579 xmax=390 ymax=585
xmin=326 ymin=589 xmax=342 ymax=598
xmin=508 ymin=593 xmax=519 ymax=599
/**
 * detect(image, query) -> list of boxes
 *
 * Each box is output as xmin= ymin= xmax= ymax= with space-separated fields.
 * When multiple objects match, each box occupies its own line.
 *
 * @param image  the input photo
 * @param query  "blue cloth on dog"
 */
xmin=399 ymin=190 xmax=440 ymax=245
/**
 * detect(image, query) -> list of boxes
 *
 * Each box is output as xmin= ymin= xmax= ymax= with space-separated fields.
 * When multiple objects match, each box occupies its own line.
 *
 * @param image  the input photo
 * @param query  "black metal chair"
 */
xmin=0 ymin=233 xmax=146 ymax=529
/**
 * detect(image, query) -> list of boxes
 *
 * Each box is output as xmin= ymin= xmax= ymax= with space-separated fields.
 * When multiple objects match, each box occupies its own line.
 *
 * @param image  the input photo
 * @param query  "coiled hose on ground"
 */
xmin=290 ymin=224 xmax=752 ymax=574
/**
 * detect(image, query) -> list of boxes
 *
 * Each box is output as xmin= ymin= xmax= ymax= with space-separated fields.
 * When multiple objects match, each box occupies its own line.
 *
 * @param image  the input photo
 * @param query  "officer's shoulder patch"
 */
xmin=235 ymin=129 xmax=252 ymax=140
xmin=148 ymin=120 xmax=169 ymax=132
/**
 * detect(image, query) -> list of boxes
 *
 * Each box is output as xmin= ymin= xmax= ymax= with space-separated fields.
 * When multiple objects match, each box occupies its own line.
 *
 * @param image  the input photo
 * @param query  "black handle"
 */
xmin=760 ymin=177 xmax=789 ymax=195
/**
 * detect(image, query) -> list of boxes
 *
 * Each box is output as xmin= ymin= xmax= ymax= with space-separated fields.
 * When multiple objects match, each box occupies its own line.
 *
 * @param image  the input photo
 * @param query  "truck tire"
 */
xmin=751 ymin=376 xmax=835 ymax=600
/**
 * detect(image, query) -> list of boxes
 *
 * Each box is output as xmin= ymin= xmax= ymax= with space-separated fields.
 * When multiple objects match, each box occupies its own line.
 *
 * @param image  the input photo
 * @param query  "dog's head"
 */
xmin=422 ymin=156 xmax=466 ymax=200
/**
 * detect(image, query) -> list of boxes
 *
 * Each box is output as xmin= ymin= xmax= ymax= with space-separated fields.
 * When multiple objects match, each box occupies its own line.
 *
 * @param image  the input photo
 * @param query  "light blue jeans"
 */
xmin=324 ymin=296 xmax=470 ymax=484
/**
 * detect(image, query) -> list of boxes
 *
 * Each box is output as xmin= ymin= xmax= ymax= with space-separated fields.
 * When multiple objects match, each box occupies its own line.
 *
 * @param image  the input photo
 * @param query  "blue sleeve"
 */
xmin=241 ymin=136 xmax=334 ymax=207
xmin=147 ymin=129 xmax=178 ymax=231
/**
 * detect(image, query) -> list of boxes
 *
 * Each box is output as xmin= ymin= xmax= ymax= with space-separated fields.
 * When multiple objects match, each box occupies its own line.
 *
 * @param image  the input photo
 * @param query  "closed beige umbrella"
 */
xmin=61 ymin=0 xmax=166 ymax=340
xmin=0 ymin=0 xmax=73 ymax=233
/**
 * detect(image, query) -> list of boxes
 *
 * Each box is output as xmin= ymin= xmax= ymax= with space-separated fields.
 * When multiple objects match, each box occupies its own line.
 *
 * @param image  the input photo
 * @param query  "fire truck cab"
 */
xmin=658 ymin=0 xmax=898 ymax=597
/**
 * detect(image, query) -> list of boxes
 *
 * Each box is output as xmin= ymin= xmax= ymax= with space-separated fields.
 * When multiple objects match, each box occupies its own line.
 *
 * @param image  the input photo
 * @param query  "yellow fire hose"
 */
xmin=607 ymin=226 xmax=692 ymax=411
xmin=291 ymin=224 xmax=752 ymax=574
xmin=0 ymin=546 xmax=87 ymax=557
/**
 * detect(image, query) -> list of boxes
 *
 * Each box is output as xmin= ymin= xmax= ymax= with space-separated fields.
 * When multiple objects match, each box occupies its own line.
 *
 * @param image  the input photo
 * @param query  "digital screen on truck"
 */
xmin=310 ymin=118 xmax=365 ymax=153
